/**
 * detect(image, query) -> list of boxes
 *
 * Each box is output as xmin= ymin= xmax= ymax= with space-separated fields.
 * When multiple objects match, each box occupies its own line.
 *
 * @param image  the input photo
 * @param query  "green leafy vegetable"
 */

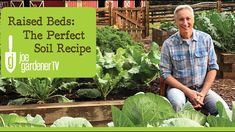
xmin=50 ymin=117 xmax=92 ymax=127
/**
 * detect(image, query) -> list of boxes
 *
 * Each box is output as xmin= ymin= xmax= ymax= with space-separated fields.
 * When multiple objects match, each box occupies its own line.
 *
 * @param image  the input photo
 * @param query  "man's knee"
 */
xmin=204 ymin=90 xmax=229 ymax=115
xmin=167 ymin=88 xmax=186 ymax=112
xmin=170 ymin=99 xmax=185 ymax=112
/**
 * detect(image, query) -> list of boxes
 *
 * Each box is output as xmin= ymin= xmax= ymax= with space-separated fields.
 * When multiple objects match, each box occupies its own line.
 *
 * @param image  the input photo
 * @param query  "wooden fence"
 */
xmin=97 ymin=2 xmax=149 ymax=40
xmin=149 ymin=1 xmax=235 ymax=23
xmin=97 ymin=1 xmax=235 ymax=39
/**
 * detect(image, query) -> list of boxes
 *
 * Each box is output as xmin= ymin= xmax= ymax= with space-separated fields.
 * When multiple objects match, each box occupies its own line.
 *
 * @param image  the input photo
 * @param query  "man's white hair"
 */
xmin=174 ymin=5 xmax=194 ymax=18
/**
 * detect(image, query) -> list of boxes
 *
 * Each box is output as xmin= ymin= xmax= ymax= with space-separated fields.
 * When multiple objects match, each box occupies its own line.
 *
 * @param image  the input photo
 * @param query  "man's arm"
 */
xmin=200 ymin=70 xmax=217 ymax=96
xmin=196 ymin=70 xmax=217 ymax=105
xmin=197 ymin=35 xmax=219 ymax=104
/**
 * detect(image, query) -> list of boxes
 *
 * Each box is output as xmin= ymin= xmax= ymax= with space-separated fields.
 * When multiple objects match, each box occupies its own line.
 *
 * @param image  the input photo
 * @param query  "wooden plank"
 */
xmin=145 ymin=1 xmax=150 ymax=37
xmin=0 ymin=100 xmax=124 ymax=126
xmin=222 ymin=3 xmax=235 ymax=6
xmin=222 ymin=72 xmax=235 ymax=79
xmin=122 ymin=27 xmax=145 ymax=31
xmin=96 ymin=8 xmax=108 ymax=12
xmin=108 ymin=2 xmax=112 ymax=26
xmin=116 ymin=7 xmax=143 ymax=11
xmin=221 ymin=53 xmax=235 ymax=64
xmin=152 ymin=28 xmax=176 ymax=46
xmin=97 ymin=17 xmax=109 ymax=21
xmin=233 ymin=64 xmax=235 ymax=72
xmin=218 ymin=63 xmax=235 ymax=72
xmin=115 ymin=11 xmax=144 ymax=28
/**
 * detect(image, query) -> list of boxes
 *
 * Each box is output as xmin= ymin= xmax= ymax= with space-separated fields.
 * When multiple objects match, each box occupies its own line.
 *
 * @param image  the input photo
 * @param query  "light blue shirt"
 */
xmin=160 ymin=29 xmax=219 ymax=88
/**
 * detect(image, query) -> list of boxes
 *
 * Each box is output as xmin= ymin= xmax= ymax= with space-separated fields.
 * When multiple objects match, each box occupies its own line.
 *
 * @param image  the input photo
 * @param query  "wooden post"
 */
xmin=145 ymin=0 xmax=150 ymax=37
xmin=108 ymin=2 xmax=112 ymax=26
xmin=142 ymin=7 xmax=146 ymax=38
xmin=216 ymin=0 xmax=222 ymax=13
xmin=112 ymin=8 xmax=116 ymax=26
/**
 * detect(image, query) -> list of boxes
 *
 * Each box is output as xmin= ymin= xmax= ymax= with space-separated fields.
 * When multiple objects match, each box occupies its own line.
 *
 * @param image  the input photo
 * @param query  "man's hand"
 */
xmin=195 ymin=92 xmax=205 ymax=107
xmin=186 ymin=90 xmax=204 ymax=109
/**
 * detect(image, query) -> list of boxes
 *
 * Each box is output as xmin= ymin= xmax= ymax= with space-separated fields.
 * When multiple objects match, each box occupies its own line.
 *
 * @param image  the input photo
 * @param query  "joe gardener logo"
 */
xmin=5 ymin=35 xmax=16 ymax=73
xmin=1 ymin=8 xmax=96 ymax=77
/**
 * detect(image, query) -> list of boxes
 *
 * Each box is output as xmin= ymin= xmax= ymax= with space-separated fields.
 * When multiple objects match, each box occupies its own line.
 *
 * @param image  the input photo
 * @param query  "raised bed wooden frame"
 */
xmin=0 ymin=100 xmax=124 ymax=126
xmin=218 ymin=53 xmax=235 ymax=79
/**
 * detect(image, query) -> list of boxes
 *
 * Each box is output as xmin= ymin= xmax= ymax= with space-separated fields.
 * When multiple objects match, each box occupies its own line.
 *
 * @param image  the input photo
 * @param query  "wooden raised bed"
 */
xmin=0 ymin=100 xmax=124 ymax=126
xmin=218 ymin=53 xmax=235 ymax=79
xmin=152 ymin=28 xmax=175 ymax=46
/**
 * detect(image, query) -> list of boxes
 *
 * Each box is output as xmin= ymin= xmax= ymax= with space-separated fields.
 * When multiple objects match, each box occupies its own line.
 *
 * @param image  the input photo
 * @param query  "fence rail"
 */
xmin=149 ymin=2 xmax=235 ymax=23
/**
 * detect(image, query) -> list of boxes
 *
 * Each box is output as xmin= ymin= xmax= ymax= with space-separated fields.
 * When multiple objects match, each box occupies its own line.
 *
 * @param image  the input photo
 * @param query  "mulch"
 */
xmin=212 ymin=79 xmax=235 ymax=108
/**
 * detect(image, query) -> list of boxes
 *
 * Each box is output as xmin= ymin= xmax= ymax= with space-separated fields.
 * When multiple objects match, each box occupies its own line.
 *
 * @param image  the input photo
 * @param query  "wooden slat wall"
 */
xmin=0 ymin=100 xmax=124 ymax=126
xmin=218 ymin=53 xmax=235 ymax=79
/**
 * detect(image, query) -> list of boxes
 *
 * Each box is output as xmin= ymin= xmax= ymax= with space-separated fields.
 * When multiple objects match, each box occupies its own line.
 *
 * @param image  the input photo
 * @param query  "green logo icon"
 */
xmin=5 ymin=35 xmax=16 ymax=73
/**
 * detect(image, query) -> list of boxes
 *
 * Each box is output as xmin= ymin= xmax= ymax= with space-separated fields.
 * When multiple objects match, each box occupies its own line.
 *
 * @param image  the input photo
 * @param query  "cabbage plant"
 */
xmin=111 ymin=93 xmax=206 ymax=127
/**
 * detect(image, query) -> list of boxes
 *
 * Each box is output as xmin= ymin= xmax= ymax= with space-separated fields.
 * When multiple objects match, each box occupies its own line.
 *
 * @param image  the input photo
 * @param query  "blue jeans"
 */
xmin=166 ymin=88 xmax=229 ymax=115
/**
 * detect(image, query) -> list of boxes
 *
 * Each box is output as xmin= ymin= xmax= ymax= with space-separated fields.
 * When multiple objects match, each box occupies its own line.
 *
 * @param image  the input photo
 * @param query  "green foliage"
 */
xmin=97 ymin=26 xmax=138 ymax=53
xmin=95 ymin=41 xmax=161 ymax=99
xmin=160 ymin=118 xmax=203 ymax=127
xmin=111 ymin=106 xmax=135 ymax=127
xmin=50 ymin=117 xmax=92 ymax=127
xmin=76 ymin=88 xmax=101 ymax=99
xmin=112 ymin=93 xmax=207 ymax=127
xmin=195 ymin=11 xmax=235 ymax=53
xmin=0 ymin=77 xmax=16 ymax=93
xmin=128 ymin=42 xmax=161 ymax=85
xmin=25 ymin=114 xmax=45 ymax=126
xmin=95 ymin=47 xmax=128 ymax=99
xmin=160 ymin=22 xmax=178 ymax=32
xmin=0 ymin=113 xmax=92 ymax=128
xmin=8 ymin=78 xmax=74 ymax=105
xmin=177 ymin=108 xmax=207 ymax=125
xmin=58 ymin=81 xmax=79 ymax=93
xmin=207 ymin=101 xmax=235 ymax=127
xmin=0 ymin=113 xmax=45 ymax=127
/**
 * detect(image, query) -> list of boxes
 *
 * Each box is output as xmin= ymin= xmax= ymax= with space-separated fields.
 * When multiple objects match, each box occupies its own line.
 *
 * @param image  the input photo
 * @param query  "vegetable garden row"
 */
xmin=0 ymin=93 xmax=234 ymax=127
